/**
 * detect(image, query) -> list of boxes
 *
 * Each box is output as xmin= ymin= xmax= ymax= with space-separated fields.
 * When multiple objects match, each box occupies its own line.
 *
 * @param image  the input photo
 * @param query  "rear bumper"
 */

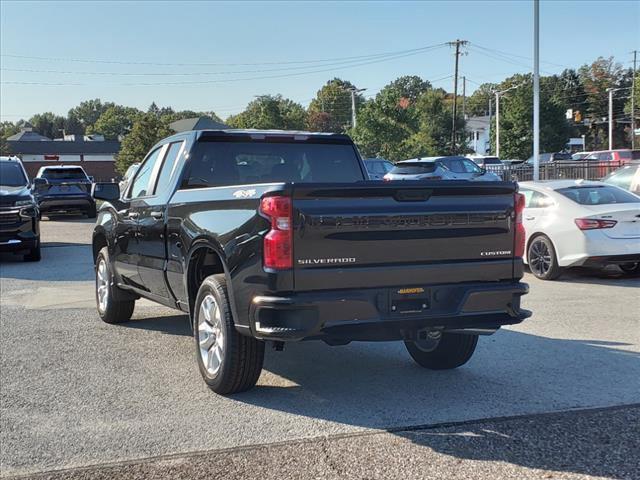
xmin=247 ymin=281 xmax=530 ymax=342
xmin=582 ymin=253 xmax=640 ymax=267
xmin=38 ymin=195 xmax=94 ymax=212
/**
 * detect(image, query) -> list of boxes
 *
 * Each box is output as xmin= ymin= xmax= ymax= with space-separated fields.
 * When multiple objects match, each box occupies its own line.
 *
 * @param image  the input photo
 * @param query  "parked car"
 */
xmin=467 ymin=155 xmax=502 ymax=168
xmin=91 ymin=129 xmax=530 ymax=394
xmin=384 ymin=156 xmax=501 ymax=181
xmin=519 ymin=180 xmax=640 ymax=280
xmin=33 ymin=165 xmax=96 ymax=218
xmin=583 ymin=149 xmax=634 ymax=165
xmin=363 ymin=158 xmax=394 ymax=180
xmin=571 ymin=151 xmax=593 ymax=161
xmin=602 ymin=162 xmax=640 ymax=195
xmin=524 ymin=152 xmax=573 ymax=165
xmin=0 ymin=156 xmax=40 ymax=261
xmin=119 ymin=162 xmax=140 ymax=195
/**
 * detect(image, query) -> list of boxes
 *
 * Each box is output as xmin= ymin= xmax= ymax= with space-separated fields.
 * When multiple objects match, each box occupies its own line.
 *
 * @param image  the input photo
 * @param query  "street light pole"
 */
xmin=608 ymin=88 xmax=614 ymax=150
xmin=533 ymin=0 xmax=540 ymax=181
xmin=631 ymin=49 xmax=637 ymax=149
xmin=348 ymin=87 xmax=366 ymax=129
xmin=495 ymin=92 xmax=501 ymax=158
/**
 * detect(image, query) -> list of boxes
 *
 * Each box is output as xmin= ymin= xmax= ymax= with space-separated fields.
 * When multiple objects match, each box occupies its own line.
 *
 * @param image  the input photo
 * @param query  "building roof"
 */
xmin=6 ymin=130 xmax=52 ymax=142
xmin=169 ymin=117 xmax=228 ymax=133
xmin=7 ymin=140 xmax=121 ymax=155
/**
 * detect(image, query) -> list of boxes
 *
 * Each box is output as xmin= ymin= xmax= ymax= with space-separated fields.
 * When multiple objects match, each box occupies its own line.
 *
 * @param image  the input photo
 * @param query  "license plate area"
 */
xmin=391 ymin=288 xmax=430 ymax=314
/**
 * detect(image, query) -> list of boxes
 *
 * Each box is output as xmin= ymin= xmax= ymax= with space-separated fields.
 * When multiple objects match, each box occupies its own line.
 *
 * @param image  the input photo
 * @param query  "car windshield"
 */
xmin=481 ymin=157 xmax=502 ymax=165
xmin=184 ymin=140 xmax=365 ymax=188
xmin=40 ymin=168 xmax=88 ymax=180
xmin=0 ymin=162 xmax=28 ymax=187
xmin=557 ymin=185 xmax=640 ymax=205
xmin=389 ymin=162 xmax=437 ymax=175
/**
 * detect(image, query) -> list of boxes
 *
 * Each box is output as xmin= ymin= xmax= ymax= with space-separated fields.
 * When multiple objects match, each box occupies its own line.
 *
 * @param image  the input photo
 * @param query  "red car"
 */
xmin=583 ymin=149 xmax=635 ymax=176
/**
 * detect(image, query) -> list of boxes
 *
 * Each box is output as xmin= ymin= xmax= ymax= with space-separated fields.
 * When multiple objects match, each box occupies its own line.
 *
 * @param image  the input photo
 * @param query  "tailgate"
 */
xmin=37 ymin=180 xmax=91 ymax=196
xmin=292 ymin=182 xmax=518 ymax=290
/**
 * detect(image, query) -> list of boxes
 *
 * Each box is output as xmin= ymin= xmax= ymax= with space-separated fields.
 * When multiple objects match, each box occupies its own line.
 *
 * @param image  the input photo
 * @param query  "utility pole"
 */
xmin=347 ymin=87 xmax=366 ymax=129
xmin=632 ymin=50 xmax=637 ymax=149
xmin=533 ymin=0 xmax=540 ymax=181
xmin=462 ymin=76 xmax=466 ymax=120
xmin=448 ymin=39 xmax=468 ymax=154
xmin=488 ymin=97 xmax=493 ymax=155
xmin=495 ymin=92 xmax=501 ymax=158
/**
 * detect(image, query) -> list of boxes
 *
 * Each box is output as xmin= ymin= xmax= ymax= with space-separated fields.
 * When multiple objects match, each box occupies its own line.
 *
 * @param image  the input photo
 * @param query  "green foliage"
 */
xmin=307 ymin=78 xmax=364 ymax=132
xmin=1 ymin=121 xmax=20 ymax=155
xmin=350 ymin=75 xmax=459 ymax=161
xmin=490 ymin=74 xmax=569 ymax=159
xmin=28 ymin=112 xmax=66 ymax=139
xmin=466 ymin=82 xmax=496 ymax=117
xmin=88 ymin=106 xmax=142 ymax=140
xmin=67 ymin=99 xmax=115 ymax=134
xmin=226 ymin=95 xmax=306 ymax=130
xmin=116 ymin=113 xmax=172 ymax=174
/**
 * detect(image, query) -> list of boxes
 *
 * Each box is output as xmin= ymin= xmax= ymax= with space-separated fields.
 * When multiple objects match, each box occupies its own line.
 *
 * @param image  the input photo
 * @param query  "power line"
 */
xmin=0 ymin=43 xmax=447 ymax=68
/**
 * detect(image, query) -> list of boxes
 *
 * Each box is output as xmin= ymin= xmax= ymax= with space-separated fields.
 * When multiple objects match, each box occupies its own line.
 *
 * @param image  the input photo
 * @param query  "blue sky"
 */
xmin=1 ymin=0 xmax=638 ymax=122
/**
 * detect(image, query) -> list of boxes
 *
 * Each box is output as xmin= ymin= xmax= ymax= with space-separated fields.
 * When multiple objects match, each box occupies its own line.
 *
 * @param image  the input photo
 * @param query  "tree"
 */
xmin=116 ymin=113 xmax=171 ymax=174
xmin=226 ymin=95 xmax=306 ymax=130
xmin=1 ymin=121 xmax=20 ymax=155
xmin=67 ymin=99 xmax=115 ymax=133
xmin=28 ymin=112 xmax=66 ymax=139
xmin=490 ymin=74 xmax=569 ymax=160
xmin=350 ymin=75 xmax=435 ymax=160
xmin=307 ymin=78 xmax=364 ymax=132
xmin=624 ymin=71 xmax=640 ymax=145
xmin=466 ymin=83 xmax=496 ymax=117
xmin=88 ymin=106 xmax=142 ymax=140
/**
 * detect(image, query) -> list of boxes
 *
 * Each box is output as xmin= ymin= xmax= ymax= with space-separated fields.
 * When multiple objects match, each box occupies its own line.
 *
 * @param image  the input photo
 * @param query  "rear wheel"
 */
xmin=95 ymin=247 xmax=135 ymax=324
xmin=405 ymin=332 xmax=478 ymax=370
xmin=194 ymin=274 xmax=264 ymax=394
xmin=527 ymin=235 xmax=563 ymax=280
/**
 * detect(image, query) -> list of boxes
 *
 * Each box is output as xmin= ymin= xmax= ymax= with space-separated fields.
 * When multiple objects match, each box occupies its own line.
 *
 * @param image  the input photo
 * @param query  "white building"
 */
xmin=466 ymin=115 xmax=491 ymax=155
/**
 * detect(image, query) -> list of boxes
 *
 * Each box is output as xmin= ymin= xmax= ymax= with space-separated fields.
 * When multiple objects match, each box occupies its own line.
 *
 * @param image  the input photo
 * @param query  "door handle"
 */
xmin=525 ymin=216 xmax=536 ymax=221
xmin=150 ymin=211 xmax=164 ymax=220
xmin=127 ymin=212 xmax=139 ymax=219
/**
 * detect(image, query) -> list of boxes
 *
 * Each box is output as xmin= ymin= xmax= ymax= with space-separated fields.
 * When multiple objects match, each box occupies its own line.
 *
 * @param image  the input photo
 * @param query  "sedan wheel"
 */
xmin=527 ymin=235 xmax=563 ymax=280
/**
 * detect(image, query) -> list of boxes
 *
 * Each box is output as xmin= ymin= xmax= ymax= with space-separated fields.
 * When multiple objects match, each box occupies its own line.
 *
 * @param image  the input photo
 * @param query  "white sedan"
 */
xmin=519 ymin=180 xmax=640 ymax=280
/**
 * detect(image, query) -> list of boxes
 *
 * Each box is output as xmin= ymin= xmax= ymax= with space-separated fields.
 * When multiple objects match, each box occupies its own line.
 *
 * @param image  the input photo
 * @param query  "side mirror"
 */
xmin=32 ymin=177 xmax=48 ymax=188
xmin=92 ymin=182 xmax=120 ymax=201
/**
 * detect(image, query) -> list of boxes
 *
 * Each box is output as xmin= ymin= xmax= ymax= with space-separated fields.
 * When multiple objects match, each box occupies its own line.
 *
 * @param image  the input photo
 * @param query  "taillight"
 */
xmin=514 ymin=192 xmax=526 ymax=257
xmin=574 ymin=218 xmax=617 ymax=230
xmin=260 ymin=195 xmax=292 ymax=269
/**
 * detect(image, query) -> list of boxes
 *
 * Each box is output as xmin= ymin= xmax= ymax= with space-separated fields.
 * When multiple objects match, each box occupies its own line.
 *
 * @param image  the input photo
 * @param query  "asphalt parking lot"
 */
xmin=1 ymin=218 xmax=639 ymax=478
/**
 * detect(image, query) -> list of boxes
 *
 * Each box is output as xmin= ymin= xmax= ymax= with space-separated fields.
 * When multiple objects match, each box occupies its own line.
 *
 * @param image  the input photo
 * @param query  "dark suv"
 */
xmin=0 ymin=157 xmax=41 ymax=261
xmin=33 ymin=166 xmax=96 ymax=218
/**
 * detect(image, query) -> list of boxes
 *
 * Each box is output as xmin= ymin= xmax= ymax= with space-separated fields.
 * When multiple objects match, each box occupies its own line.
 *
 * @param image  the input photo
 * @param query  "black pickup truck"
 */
xmin=92 ymin=129 xmax=530 ymax=394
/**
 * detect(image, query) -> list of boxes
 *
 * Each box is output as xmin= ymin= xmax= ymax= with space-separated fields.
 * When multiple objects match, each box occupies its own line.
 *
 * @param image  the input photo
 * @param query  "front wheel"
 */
xmin=405 ymin=332 xmax=478 ymax=370
xmin=527 ymin=235 xmax=563 ymax=280
xmin=620 ymin=263 xmax=640 ymax=275
xmin=95 ymin=247 xmax=135 ymax=324
xmin=23 ymin=242 xmax=41 ymax=262
xmin=86 ymin=203 xmax=97 ymax=219
xmin=194 ymin=274 xmax=264 ymax=395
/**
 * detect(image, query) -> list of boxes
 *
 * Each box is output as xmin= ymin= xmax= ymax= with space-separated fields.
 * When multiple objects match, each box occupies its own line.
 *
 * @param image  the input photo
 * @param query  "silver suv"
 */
xmin=384 ymin=156 xmax=501 ymax=182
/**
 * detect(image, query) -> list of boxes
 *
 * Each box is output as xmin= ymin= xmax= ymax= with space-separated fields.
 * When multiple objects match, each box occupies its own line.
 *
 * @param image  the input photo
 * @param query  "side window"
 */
xmin=442 ymin=159 xmax=464 ymax=173
xmin=154 ymin=141 xmax=184 ymax=195
xmin=128 ymin=148 xmax=163 ymax=199
xmin=462 ymin=159 xmax=482 ymax=173
xmin=529 ymin=191 xmax=553 ymax=208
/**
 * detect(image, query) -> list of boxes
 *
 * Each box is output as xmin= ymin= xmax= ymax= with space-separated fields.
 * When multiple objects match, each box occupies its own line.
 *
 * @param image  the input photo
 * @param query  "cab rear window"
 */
xmin=40 ymin=168 xmax=88 ymax=180
xmin=557 ymin=186 xmax=640 ymax=205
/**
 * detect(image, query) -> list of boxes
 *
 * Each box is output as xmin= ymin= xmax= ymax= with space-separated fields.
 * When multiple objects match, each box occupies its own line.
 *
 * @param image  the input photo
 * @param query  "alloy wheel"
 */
xmin=529 ymin=239 xmax=552 ymax=276
xmin=198 ymin=294 xmax=225 ymax=376
xmin=96 ymin=258 xmax=109 ymax=313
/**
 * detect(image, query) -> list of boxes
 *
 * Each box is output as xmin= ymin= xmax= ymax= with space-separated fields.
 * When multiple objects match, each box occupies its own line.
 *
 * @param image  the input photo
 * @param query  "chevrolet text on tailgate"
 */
xmin=92 ymin=130 xmax=530 ymax=394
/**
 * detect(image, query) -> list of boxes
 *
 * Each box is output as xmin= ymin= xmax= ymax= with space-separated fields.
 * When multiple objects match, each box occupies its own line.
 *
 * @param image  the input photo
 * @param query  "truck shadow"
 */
xmin=233 ymin=330 xmax=640 ymax=479
xmin=525 ymin=267 xmax=640 ymax=288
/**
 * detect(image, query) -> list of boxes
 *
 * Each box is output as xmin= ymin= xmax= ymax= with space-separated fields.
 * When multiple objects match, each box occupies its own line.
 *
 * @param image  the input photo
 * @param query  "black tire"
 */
xmin=405 ymin=333 xmax=478 ymax=370
xmin=527 ymin=234 xmax=563 ymax=280
xmin=23 ymin=242 xmax=41 ymax=262
xmin=619 ymin=263 xmax=640 ymax=275
xmin=193 ymin=274 xmax=264 ymax=395
xmin=95 ymin=247 xmax=135 ymax=324
xmin=86 ymin=203 xmax=97 ymax=219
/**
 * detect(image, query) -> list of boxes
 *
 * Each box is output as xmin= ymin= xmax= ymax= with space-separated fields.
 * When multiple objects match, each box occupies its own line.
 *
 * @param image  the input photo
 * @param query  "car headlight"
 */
xmin=15 ymin=199 xmax=35 ymax=207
